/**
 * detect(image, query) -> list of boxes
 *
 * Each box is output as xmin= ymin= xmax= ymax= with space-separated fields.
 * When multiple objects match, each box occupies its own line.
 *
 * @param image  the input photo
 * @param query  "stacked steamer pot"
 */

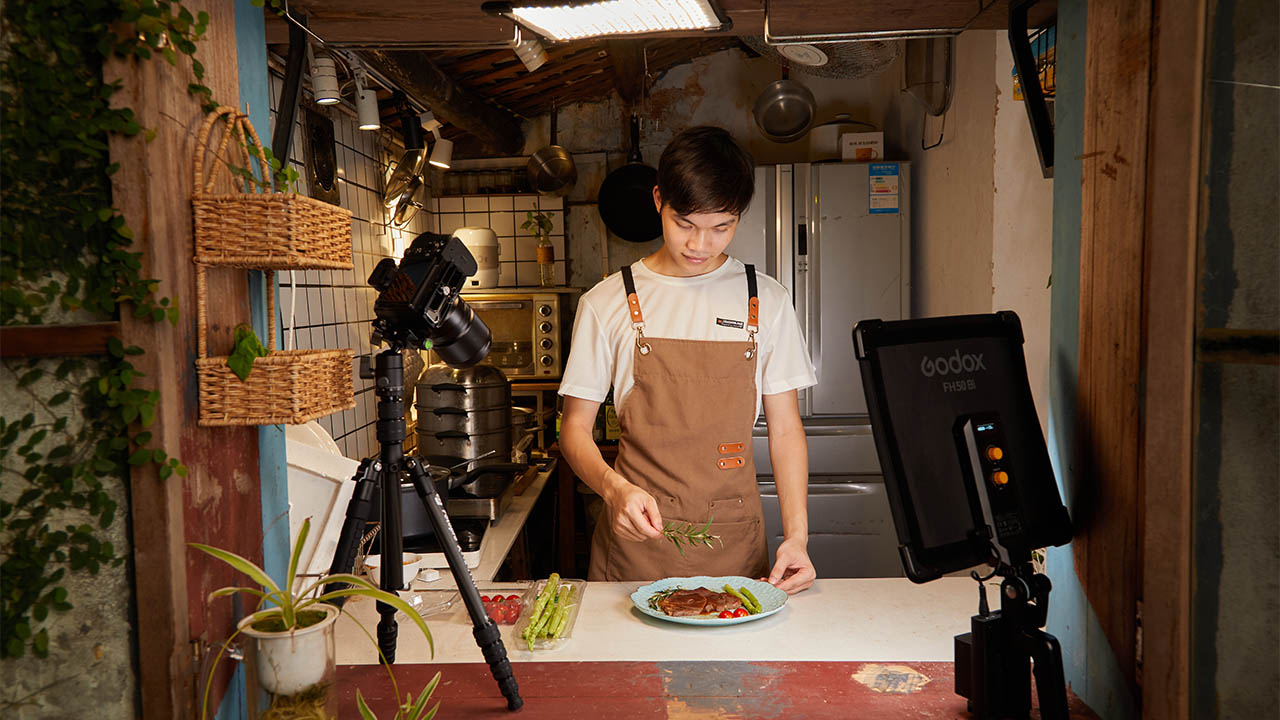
xmin=415 ymin=363 xmax=512 ymax=469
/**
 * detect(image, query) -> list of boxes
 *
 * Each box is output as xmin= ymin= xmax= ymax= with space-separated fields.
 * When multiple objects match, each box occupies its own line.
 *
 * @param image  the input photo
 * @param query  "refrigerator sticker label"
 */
xmin=869 ymin=163 xmax=900 ymax=214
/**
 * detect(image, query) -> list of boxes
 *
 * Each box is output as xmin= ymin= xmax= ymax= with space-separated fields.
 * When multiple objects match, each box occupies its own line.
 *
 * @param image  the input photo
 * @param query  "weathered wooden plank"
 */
xmin=338 ymin=661 xmax=1103 ymax=718
xmin=1140 ymin=0 xmax=1206 ymax=714
xmin=104 ymin=1 xmax=264 ymax=717
xmin=0 ymin=322 xmax=121 ymax=358
xmin=1079 ymin=0 xmax=1154 ymax=689
xmin=607 ymin=40 xmax=647 ymax=105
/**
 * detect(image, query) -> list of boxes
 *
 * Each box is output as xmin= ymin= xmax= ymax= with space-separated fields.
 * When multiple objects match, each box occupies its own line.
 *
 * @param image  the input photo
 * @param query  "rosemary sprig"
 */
xmin=662 ymin=518 xmax=722 ymax=557
xmin=647 ymin=587 xmax=682 ymax=612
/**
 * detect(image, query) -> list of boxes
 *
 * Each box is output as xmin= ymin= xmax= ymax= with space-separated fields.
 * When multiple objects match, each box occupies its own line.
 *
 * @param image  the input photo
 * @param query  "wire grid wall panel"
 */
xmin=270 ymin=72 xmax=433 ymax=460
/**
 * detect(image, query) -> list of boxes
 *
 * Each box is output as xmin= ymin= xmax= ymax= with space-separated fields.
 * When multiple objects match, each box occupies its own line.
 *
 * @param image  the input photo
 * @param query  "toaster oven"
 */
xmin=432 ymin=292 xmax=564 ymax=378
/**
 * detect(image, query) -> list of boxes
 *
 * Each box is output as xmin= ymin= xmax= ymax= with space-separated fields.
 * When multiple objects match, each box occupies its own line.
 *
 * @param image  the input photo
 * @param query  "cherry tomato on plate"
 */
xmin=718 ymin=610 xmax=734 ymax=619
xmin=733 ymin=607 xmax=749 ymax=618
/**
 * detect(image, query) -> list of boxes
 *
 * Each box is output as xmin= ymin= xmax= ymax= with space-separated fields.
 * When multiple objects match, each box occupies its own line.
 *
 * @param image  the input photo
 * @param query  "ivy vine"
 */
xmin=0 ymin=0 xmax=215 ymax=659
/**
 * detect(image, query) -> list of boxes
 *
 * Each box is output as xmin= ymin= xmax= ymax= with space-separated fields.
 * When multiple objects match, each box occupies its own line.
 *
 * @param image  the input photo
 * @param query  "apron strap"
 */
xmin=745 ymin=263 xmax=759 ymax=359
xmin=620 ymin=264 xmax=651 ymax=355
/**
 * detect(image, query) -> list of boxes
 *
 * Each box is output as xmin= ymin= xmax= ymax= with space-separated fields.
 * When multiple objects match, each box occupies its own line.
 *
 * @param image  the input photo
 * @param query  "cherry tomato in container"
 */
xmin=733 ymin=607 xmax=749 ymax=618
xmin=481 ymin=595 xmax=491 ymax=603
xmin=718 ymin=610 xmax=734 ymax=619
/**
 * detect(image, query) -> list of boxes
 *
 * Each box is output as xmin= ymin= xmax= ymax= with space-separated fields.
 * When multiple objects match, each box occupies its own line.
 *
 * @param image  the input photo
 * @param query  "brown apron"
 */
xmin=588 ymin=263 xmax=769 ymax=581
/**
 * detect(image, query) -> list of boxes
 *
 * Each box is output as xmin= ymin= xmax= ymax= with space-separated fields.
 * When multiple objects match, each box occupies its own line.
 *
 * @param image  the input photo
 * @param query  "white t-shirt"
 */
xmin=559 ymin=257 xmax=817 ymax=418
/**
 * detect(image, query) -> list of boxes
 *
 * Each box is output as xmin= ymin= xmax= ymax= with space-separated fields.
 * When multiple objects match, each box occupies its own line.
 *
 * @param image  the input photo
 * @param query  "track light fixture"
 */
xmin=311 ymin=54 xmax=341 ymax=105
xmin=355 ymin=67 xmax=381 ymax=131
xmin=420 ymin=111 xmax=452 ymax=169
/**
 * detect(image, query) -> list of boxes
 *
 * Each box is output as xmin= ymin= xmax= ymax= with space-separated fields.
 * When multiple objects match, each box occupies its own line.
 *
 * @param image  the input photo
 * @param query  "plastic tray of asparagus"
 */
xmin=512 ymin=573 xmax=585 ymax=651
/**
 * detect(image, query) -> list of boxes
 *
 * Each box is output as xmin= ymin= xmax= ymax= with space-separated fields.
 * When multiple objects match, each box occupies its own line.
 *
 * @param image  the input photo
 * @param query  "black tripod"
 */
xmin=326 ymin=348 xmax=522 ymax=711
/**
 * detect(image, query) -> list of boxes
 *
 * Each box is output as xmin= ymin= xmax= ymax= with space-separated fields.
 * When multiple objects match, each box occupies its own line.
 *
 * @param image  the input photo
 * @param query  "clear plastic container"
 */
xmin=511 ymin=578 xmax=586 ymax=651
xmin=396 ymin=589 xmax=460 ymax=619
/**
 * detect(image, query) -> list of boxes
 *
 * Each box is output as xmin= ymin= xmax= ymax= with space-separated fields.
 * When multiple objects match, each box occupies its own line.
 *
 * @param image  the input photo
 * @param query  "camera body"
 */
xmin=370 ymin=232 xmax=491 ymax=368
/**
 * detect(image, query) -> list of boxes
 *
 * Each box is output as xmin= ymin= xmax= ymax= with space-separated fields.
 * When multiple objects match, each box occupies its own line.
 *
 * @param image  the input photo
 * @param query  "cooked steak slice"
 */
xmin=656 ymin=588 xmax=744 ymax=617
xmin=705 ymin=591 xmax=743 ymax=613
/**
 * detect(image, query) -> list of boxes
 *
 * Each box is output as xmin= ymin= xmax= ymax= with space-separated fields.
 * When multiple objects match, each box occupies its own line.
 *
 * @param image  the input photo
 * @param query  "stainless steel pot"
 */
xmin=415 ymin=363 xmax=510 ymax=412
xmin=417 ymin=427 xmax=512 ymax=464
xmin=527 ymin=105 xmax=576 ymax=196
xmin=417 ymin=405 xmax=510 ymax=435
xmin=753 ymin=77 xmax=817 ymax=143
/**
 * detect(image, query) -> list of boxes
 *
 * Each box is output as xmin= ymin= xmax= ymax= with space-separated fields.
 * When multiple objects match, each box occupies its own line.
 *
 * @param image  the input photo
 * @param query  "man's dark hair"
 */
xmin=657 ymin=126 xmax=754 ymax=216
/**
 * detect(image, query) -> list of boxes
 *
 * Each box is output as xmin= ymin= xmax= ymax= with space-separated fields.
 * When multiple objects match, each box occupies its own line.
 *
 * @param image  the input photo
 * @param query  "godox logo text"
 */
xmin=920 ymin=350 xmax=986 ymax=377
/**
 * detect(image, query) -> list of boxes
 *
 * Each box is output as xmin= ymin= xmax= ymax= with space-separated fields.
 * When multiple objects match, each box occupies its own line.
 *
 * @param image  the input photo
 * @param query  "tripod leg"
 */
xmin=404 ymin=458 xmax=523 ymax=711
xmin=1026 ymin=629 xmax=1069 ymax=720
xmin=324 ymin=459 xmax=381 ymax=599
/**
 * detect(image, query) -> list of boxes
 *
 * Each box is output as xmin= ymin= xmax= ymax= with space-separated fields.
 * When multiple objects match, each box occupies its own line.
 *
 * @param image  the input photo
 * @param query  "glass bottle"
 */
xmin=536 ymin=232 xmax=555 ymax=287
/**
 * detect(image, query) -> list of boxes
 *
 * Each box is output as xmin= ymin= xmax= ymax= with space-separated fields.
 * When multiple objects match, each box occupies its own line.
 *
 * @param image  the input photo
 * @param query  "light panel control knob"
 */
xmin=985 ymin=446 xmax=1003 ymax=461
xmin=539 ymin=355 xmax=554 ymax=367
xmin=539 ymin=321 xmax=553 ymax=333
xmin=539 ymin=338 xmax=554 ymax=350
xmin=537 ymin=304 xmax=553 ymax=317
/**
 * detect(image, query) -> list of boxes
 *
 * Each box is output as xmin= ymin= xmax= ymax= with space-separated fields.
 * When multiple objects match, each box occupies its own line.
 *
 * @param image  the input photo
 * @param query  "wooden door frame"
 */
xmin=1079 ymin=0 xmax=1202 ymax=713
xmin=1140 ymin=0 xmax=1205 ymax=714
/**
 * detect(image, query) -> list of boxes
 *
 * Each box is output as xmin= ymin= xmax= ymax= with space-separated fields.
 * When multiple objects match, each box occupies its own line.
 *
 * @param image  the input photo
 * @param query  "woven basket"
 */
xmin=192 ymin=106 xmax=352 ymax=270
xmin=194 ymin=265 xmax=355 ymax=427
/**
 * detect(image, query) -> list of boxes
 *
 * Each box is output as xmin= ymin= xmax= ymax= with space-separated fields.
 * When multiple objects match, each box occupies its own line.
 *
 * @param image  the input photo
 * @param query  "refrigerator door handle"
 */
xmin=797 ymin=222 xmax=808 ymax=256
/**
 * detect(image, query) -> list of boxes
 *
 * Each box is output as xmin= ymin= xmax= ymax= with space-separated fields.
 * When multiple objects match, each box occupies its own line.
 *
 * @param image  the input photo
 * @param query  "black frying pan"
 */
xmin=598 ymin=115 xmax=662 ymax=243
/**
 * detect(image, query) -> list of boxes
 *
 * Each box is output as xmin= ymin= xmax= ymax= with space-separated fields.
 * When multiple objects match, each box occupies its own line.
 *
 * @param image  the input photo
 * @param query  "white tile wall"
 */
xmin=270 ymin=72 xmax=435 ymax=460
xmin=432 ymin=194 xmax=566 ymax=286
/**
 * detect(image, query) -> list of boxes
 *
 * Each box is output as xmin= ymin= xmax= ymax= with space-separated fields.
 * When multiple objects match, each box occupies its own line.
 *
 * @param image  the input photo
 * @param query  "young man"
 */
xmin=558 ymin=126 xmax=816 ymax=594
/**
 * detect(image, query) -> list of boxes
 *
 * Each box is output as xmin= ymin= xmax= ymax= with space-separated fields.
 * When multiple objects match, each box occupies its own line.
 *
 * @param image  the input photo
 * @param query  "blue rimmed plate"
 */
xmin=630 ymin=576 xmax=788 ymax=626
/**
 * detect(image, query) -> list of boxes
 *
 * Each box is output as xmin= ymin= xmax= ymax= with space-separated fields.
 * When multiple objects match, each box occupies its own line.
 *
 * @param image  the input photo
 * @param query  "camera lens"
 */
xmin=432 ymin=297 xmax=491 ymax=368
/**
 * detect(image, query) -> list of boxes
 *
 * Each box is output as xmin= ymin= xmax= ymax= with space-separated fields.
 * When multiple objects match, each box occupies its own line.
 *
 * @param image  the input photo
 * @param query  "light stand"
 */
xmin=326 ymin=348 xmax=522 ymax=711
xmin=953 ymin=413 xmax=1067 ymax=719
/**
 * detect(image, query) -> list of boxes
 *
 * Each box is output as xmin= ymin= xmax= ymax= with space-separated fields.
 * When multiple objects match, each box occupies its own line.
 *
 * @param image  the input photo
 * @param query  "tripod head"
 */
xmin=368 ymin=231 xmax=491 ymax=367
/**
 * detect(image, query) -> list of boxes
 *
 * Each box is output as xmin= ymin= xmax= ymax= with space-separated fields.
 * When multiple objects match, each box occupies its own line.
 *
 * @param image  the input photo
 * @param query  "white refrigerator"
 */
xmin=734 ymin=161 xmax=912 ymax=578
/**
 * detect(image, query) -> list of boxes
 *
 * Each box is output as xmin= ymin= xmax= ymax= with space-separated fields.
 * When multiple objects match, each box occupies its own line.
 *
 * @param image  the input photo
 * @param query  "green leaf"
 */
xmin=128 ymin=448 xmax=151 ymax=465
xmin=356 ymin=690 xmax=377 ymax=720
xmin=49 ymin=391 xmax=71 ymax=406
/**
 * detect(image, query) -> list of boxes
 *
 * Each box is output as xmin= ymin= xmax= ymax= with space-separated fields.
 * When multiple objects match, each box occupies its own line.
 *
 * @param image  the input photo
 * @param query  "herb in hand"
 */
xmin=662 ymin=518 xmax=722 ymax=557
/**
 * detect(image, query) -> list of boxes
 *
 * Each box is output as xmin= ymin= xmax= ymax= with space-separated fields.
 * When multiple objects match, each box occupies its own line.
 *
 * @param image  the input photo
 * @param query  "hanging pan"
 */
xmin=753 ymin=70 xmax=817 ymax=143
xmin=527 ymin=104 xmax=577 ymax=196
xmin=597 ymin=114 xmax=662 ymax=243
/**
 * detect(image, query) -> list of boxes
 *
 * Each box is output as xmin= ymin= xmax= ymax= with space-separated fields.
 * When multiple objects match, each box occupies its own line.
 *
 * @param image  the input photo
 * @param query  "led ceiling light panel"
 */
xmin=500 ymin=0 xmax=727 ymax=41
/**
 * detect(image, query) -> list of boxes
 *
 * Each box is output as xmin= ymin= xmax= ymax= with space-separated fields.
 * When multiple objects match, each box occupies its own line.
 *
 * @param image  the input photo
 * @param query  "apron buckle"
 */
xmin=635 ymin=324 xmax=652 ymax=356
xmin=744 ymin=330 xmax=757 ymax=360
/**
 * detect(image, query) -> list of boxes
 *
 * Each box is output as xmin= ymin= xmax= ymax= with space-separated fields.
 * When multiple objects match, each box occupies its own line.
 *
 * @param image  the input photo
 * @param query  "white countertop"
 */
xmin=336 ymin=577 xmax=980 ymax=665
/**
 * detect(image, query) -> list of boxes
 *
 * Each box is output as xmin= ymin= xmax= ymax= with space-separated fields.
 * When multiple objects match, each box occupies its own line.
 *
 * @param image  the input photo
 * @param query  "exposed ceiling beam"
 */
xmin=606 ymin=40 xmax=646 ymax=106
xmin=361 ymin=49 xmax=525 ymax=155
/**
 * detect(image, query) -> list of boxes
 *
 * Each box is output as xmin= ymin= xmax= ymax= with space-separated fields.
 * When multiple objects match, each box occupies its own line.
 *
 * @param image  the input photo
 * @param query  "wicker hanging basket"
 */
xmin=194 ymin=265 xmax=355 ymax=427
xmin=192 ymin=106 xmax=352 ymax=269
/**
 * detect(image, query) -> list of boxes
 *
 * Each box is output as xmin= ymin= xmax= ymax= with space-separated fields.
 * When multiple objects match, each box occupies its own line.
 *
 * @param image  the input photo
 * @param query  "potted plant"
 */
xmin=191 ymin=517 xmax=435 ymax=719
xmin=521 ymin=210 xmax=556 ymax=287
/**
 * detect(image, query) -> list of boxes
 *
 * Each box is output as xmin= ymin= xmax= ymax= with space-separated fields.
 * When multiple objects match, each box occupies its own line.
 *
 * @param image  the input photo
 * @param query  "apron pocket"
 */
xmin=708 ymin=495 xmax=757 ymax=523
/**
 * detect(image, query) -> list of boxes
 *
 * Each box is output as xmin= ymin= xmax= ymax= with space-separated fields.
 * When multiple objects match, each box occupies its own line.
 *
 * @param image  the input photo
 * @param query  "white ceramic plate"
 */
xmin=630 ymin=576 xmax=788 ymax=626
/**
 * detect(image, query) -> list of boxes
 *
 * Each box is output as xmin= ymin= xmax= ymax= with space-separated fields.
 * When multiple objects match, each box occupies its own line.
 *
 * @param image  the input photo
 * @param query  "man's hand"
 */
xmin=604 ymin=478 xmax=664 ymax=542
xmin=767 ymin=537 xmax=816 ymax=594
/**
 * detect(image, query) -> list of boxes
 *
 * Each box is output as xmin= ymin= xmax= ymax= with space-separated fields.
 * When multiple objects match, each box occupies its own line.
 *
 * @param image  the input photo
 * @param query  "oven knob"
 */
xmin=537 ymin=304 xmax=553 ymax=317
xmin=539 ymin=355 xmax=554 ymax=367
xmin=539 ymin=321 xmax=553 ymax=334
xmin=539 ymin=338 xmax=554 ymax=350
